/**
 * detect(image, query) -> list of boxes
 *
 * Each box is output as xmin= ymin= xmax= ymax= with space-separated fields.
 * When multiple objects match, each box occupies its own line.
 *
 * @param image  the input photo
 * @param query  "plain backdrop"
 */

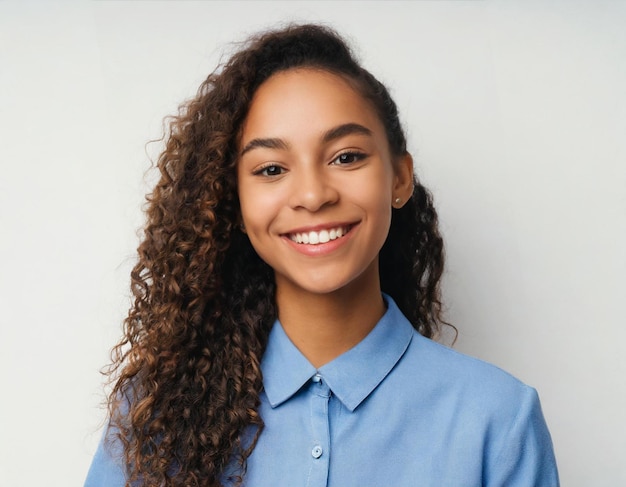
xmin=1 ymin=1 xmax=624 ymax=486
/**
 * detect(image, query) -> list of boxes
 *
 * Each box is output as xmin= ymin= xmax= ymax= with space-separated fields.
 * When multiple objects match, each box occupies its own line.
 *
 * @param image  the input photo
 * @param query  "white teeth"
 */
xmin=289 ymin=226 xmax=350 ymax=245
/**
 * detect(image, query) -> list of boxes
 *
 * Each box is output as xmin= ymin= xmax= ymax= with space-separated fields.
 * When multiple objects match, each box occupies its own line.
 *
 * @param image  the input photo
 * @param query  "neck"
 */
xmin=275 ymin=269 xmax=386 ymax=368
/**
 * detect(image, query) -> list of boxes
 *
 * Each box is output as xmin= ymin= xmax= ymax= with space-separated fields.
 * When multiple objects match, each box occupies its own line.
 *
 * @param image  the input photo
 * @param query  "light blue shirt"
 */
xmin=85 ymin=296 xmax=559 ymax=486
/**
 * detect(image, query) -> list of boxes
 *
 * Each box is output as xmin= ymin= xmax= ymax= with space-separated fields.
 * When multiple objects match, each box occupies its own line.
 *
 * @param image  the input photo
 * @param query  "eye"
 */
xmin=331 ymin=151 xmax=367 ymax=165
xmin=254 ymin=164 xmax=285 ymax=177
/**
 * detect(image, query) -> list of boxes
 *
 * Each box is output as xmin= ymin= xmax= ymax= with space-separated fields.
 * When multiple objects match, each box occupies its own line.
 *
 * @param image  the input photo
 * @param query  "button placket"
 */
xmin=307 ymin=375 xmax=331 ymax=487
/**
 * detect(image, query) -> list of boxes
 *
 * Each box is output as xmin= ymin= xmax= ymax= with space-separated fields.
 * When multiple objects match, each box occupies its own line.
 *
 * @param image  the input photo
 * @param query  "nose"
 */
xmin=288 ymin=166 xmax=339 ymax=212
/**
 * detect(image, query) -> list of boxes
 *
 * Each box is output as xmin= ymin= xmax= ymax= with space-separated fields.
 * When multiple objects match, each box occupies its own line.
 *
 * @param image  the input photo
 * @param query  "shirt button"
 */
xmin=311 ymin=445 xmax=323 ymax=458
xmin=312 ymin=374 xmax=322 ymax=383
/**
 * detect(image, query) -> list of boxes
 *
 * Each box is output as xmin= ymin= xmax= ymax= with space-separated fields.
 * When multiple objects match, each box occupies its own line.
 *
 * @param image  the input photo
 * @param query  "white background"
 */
xmin=1 ymin=1 xmax=624 ymax=486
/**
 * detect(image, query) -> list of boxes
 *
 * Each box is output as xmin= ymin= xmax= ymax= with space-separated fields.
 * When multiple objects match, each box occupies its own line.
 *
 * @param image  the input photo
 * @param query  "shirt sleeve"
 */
xmin=486 ymin=386 xmax=560 ymax=487
xmin=84 ymin=426 xmax=127 ymax=487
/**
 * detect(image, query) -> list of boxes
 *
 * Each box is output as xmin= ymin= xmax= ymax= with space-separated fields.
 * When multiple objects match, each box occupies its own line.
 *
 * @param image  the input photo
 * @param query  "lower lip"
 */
xmin=282 ymin=225 xmax=358 ymax=257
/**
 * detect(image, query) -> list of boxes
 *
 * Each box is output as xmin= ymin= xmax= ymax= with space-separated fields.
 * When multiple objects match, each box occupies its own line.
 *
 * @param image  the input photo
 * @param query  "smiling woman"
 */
xmin=238 ymin=68 xmax=414 ymax=366
xmin=84 ymin=24 xmax=559 ymax=487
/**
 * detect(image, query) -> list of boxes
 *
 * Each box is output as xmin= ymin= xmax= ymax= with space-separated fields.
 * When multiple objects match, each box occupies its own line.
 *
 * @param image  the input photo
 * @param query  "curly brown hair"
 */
xmin=105 ymin=23 xmax=446 ymax=487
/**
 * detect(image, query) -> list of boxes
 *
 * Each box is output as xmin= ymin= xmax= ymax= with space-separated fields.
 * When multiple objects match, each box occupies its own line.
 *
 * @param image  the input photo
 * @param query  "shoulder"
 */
xmin=382 ymin=295 xmax=531 ymax=408
xmin=384 ymin=329 xmax=546 ymax=440
xmin=389 ymin=332 xmax=559 ymax=485
xmin=403 ymin=330 xmax=532 ymax=401
xmin=84 ymin=424 xmax=127 ymax=487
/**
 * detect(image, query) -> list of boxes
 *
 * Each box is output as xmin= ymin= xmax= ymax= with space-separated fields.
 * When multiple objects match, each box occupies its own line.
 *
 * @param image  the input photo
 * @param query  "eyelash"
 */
xmin=253 ymin=164 xmax=285 ymax=177
xmin=331 ymin=151 xmax=367 ymax=165
xmin=252 ymin=151 xmax=367 ymax=177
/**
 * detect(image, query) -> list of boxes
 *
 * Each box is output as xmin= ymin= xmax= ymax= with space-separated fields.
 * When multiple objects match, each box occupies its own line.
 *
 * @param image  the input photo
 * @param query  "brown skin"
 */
xmin=238 ymin=69 xmax=414 ymax=367
xmin=275 ymin=262 xmax=384 ymax=368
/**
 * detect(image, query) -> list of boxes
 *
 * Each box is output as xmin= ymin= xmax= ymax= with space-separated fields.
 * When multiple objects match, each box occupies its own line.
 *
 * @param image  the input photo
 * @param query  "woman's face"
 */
xmin=237 ymin=68 xmax=412 ymax=298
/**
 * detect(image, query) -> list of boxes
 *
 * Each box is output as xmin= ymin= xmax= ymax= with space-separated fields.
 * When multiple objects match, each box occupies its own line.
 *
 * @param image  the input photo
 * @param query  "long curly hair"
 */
xmin=105 ymin=23 xmax=446 ymax=487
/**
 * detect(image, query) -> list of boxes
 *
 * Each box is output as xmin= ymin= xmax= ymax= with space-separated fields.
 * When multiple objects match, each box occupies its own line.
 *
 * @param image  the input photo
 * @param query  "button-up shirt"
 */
xmin=85 ymin=296 xmax=559 ymax=486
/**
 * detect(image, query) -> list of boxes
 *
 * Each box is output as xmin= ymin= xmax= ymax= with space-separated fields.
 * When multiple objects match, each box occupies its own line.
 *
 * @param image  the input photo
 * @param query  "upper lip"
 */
xmin=281 ymin=221 xmax=359 ymax=236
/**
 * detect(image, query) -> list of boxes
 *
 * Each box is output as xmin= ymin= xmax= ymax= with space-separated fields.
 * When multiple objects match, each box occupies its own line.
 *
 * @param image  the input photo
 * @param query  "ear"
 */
xmin=391 ymin=153 xmax=414 ymax=208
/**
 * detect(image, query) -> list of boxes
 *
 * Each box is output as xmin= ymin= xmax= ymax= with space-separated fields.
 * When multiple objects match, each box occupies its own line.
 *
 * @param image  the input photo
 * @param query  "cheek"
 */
xmin=362 ymin=170 xmax=395 ymax=239
xmin=358 ymin=169 xmax=394 ymax=210
xmin=238 ymin=184 xmax=264 ymax=220
xmin=239 ymin=185 xmax=282 ymax=236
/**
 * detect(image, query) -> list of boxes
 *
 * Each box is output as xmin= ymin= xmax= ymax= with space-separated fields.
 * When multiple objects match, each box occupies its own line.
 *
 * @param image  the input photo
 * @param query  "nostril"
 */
xmin=289 ymin=176 xmax=339 ymax=212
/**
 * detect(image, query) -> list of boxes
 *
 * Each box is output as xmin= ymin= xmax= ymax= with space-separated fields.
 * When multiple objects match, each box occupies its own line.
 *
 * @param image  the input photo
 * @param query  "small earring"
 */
xmin=394 ymin=197 xmax=402 ymax=206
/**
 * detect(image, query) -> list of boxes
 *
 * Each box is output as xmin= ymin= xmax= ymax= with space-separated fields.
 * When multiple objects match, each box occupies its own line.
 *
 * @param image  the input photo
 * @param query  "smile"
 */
xmin=288 ymin=225 xmax=354 ymax=245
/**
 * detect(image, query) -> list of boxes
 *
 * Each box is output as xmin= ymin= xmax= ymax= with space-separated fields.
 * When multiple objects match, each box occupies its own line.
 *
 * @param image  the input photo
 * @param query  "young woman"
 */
xmin=85 ymin=24 xmax=559 ymax=487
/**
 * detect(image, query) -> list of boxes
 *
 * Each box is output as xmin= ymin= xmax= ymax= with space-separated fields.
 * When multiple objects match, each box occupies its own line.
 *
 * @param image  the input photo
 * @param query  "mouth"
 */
xmin=286 ymin=223 xmax=356 ymax=245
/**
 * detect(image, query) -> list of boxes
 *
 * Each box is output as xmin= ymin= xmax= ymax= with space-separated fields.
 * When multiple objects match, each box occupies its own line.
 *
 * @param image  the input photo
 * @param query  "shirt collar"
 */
xmin=261 ymin=294 xmax=414 ymax=411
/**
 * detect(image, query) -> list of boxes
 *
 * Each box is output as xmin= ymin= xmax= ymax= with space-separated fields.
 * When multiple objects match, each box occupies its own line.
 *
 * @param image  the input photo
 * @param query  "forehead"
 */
xmin=241 ymin=68 xmax=384 ymax=141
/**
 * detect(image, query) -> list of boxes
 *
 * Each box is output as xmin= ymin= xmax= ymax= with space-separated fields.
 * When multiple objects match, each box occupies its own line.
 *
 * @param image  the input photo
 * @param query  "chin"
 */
xmin=281 ymin=269 xmax=373 ymax=298
xmin=297 ymin=281 xmax=351 ymax=296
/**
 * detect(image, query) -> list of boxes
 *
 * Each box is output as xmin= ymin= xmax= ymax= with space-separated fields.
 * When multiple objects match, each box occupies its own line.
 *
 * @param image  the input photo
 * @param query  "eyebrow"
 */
xmin=240 ymin=123 xmax=373 ymax=157
xmin=240 ymin=137 xmax=289 ymax=156
xmin=322 ymin=123 xmax=373 ymax=143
